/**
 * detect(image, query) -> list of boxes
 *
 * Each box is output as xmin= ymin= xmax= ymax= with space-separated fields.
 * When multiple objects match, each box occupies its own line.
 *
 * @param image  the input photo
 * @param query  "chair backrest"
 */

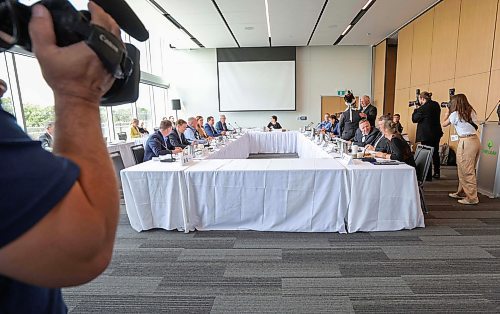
xmin=117 ymin=132 xmax=127 ymax=141
xmin=131 ymin=144 xmax=145 ymax=165
xmin=109 ymin=151 xmax=125 ymax=187
xmin=414 ymin=144 xmax=434 ymax=184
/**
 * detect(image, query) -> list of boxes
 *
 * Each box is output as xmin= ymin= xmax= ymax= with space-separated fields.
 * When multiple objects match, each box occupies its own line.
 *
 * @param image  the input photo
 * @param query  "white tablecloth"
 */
xmin=121 ymin=130 xmax=424 ymax=233
xmin=184 ymin=159 xmax=348 ymax=233
xmin=120 ymin=160 xmax=191 ymax=231
xmin=345 ymin=160 xmax=425 ymax=232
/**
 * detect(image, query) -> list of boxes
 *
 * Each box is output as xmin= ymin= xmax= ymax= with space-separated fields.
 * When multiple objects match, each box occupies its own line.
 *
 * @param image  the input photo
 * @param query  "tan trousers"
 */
xmin=456 ymin=135 xmax=481 ymax=201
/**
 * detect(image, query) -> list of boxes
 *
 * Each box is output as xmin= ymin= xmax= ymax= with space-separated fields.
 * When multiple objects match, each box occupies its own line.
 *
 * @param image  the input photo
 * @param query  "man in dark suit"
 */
xmin=412 ymin=91 xmax=443 ymax=179
xmin=215 ymin=115 xmax=229 ymax=133
xmin=144 ymin=120 xmax=182 ymax=162
xmin=359 ymin=95 xmax=377 ymax=127
xmin=168 ymin=119 xmax=190 ymax=149
xmin=204 ymin=116 xmax=224 ymax=137
xmin=352 ymin=119 xmax=380 ymax=147
xmin=39 ymin=122 xmax=55 ymax=152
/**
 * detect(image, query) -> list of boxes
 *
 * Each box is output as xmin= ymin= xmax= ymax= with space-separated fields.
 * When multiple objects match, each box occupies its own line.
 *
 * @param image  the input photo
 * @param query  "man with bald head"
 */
xmin=359 ymin=95 xmax=377 ymax=127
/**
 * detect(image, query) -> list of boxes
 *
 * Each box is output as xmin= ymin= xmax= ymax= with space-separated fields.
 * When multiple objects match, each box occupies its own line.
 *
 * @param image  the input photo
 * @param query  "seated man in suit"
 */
xmin=144 ymin=120 xmax=182 ymax=162
xmin=168 ymin=119 xmax=190 ymax=149
xmin=184 ymin=117 xmax=207 ymax=145
xmin=366 ymin=115 xmax=391 ymax=153
xmin=215 ymin=115 xmax=230 ymax=133
xmin=39 ymin=122 xmax=55 ymax=152
xmin=352 ymin=119 xmax=380 ymax=147
xmin=204 ymin=116 xmax=224 ymax=137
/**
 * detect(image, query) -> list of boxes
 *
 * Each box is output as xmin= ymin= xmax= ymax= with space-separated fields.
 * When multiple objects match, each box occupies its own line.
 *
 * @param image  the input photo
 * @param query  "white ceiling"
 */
xmin=127 ymin=0 xmax=441 ymax=48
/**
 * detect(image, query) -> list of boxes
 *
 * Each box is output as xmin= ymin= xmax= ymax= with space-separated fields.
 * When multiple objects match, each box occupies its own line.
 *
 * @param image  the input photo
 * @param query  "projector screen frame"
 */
xmin=216 ymin=47 xmax=297 ymax=112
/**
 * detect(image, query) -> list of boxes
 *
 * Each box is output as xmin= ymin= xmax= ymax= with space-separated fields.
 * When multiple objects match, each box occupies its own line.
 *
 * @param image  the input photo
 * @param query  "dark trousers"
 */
xmin=421 ymin=140 xmax=441 ymax=179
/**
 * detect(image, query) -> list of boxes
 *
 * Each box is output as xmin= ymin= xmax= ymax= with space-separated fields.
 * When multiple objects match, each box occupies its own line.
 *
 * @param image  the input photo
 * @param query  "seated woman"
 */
xmin=130 ymin=118 xmax=141 ymax=139
xmin=196 ymin=116 xmax=210 ymax=139
xmin=267 ymin=115 xmax=282 ymax=130
xmin=375 ymin=120 xmax=416 ymax=167
xmin=138 ymin=121 xmax=149 ymax=135
xmin=326 ymin=114 xmax=340 ymax=136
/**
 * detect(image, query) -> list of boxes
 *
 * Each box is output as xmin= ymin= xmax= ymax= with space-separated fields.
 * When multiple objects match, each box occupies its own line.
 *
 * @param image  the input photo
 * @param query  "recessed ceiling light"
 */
xmin=245 ymin=26 xmax=255 ymax=30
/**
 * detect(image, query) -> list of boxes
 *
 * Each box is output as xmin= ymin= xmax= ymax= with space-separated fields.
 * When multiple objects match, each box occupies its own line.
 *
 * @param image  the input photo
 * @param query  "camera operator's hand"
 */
xmin=29 ymin=2 xmax=120 ymax=105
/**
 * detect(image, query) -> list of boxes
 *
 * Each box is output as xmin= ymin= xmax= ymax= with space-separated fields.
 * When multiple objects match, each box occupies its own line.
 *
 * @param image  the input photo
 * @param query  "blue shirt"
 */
xmin=184 ymin=126 xmax=206 ymax=144
xmin=0 ymin=109 xmax=79 ymax=313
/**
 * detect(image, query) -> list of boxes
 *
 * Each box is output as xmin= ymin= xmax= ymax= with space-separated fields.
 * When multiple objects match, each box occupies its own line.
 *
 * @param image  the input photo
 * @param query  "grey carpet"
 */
xmin=63 ymin=165 xmax=500 ymax=313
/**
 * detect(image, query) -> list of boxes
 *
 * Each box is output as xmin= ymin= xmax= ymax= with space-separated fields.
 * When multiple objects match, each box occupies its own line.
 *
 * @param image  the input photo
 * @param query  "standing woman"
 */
xmin=441 ymin=94 xmax=480 ymax=205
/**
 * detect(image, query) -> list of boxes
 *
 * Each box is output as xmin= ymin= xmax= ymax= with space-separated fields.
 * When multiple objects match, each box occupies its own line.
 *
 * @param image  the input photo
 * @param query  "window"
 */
xmin=100 ymin=107 xmax=110 ymax=140
xmin=111 ymin=103 xmax=134 ymax=140
xmin=0 ymin=53 xmax=15 ymax=116
xmin=136 ymin=84 xmax=154 ymax=134
xmin=152 ymin=86 xmax=169 ymax=127
xmin=15 ymin=54 xmax=55 ymax=140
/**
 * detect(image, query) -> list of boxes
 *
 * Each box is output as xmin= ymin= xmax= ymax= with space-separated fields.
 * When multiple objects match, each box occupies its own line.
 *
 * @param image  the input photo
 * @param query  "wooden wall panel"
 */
xmin=429 ymin=0 xmax=461 ymax=83
xmin=486 ymin=70 xmax=500 ymax=122
xmin=394 ymin=88 xmax=411 ymax=134
xmin=454 ymin=73 xmax=491 ymax=120
xmin=455 ymin=0 xmax=497 ymax=78
xmin=373 ymin=41 xmax=387 ymax=114
xmin=395 ymin=24 xmax=414 ymax=89
xmin=491 ymin=1 xmax=500 ymax=70
xmin=410 ymin=9 xmax=435 ymax=87
xmin=385 ymin=45 xmax=398 ymax=115
xmin=429 ymin=79 xmax=455 ymax=145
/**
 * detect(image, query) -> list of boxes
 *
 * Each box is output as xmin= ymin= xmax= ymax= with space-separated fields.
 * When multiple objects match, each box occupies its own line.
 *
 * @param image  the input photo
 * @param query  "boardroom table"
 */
xmin=121 ymin=131 xmax=424 ymax=233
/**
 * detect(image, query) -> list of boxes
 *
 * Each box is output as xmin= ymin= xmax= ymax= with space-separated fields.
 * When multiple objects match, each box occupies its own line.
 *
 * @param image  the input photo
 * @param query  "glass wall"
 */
xmin=0 ymin=22 xmax=171 ymax=143
xmin=16 ymin=54 xmax=55 ymax=140
xmin=0 ymin=54 xmax=15 ymax=116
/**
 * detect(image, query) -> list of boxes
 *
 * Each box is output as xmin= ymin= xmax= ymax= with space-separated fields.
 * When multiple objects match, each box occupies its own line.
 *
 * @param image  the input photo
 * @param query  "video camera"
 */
xmin=440 ymin=88 xmax=455 ymax=108
xmin=0 ymin=0 xmax=149 ymax=105
xmin=408 ymin=89 xmax=420 ymax=107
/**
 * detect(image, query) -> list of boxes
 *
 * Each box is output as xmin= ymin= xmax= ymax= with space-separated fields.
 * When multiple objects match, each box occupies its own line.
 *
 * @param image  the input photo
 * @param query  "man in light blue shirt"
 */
xmin=185 ymin=117 xmax=207 ymax=144
xmin=316 ymin=113 xmax=331 ymax=131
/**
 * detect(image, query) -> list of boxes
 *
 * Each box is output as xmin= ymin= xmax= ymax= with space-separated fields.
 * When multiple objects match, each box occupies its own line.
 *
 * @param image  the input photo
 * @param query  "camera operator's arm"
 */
xmin=441 ymin=108 xmax=451 ymax=128
xmin=411 ymin=105 xmax=425 ymax=123
xmin=0 ymin=3 xmax=120 ymax=287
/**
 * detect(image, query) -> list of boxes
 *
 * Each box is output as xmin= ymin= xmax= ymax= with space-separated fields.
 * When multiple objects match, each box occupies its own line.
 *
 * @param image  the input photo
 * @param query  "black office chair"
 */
xmin=109 ymin=151 xmax=125 ymax=189
xmin=117 ymin=132 xmax=127 ymax=141
xmin=414 ymin=144 xmax=434 ymax=214
xmin=131 ymin=144 xmax=145 ymax=165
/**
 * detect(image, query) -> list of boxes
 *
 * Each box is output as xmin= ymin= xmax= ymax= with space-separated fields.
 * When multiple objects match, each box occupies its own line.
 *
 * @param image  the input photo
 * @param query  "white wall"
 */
xmin=166 ymin=46 xmax=372 ymax=130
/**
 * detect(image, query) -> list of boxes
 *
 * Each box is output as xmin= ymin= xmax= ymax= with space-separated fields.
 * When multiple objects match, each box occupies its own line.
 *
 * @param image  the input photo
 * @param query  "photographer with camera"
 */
xmin=411 ymin=91 xmax=443 ymax=180
xmin=0 ymin=3 xmax=124 ymax=312
xmin=441 ymin=94 xmax=480 ymax=205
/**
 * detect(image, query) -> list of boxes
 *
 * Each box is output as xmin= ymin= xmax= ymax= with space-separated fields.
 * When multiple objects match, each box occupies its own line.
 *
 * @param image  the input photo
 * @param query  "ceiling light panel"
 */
xmin=216 ymin=0 xmax=269 ymax=47
xmin=309 ymin=0 xmax=367 ymax=45
xmin=341 ymin=0 xmax=440 ymax=45
xmin=156 ymin=0 xmax=237 ymax=48
xmin=267 ymin=0 xmax=325 ymax=46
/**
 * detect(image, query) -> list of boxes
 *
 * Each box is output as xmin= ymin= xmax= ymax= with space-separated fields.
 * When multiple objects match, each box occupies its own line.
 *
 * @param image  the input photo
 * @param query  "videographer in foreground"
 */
xmin=0 ymin=3 xmax=120 ymax=313
xmin=411 ymin=91 xmax=443 ymax=180
xmin=441 ymin=94 xmax=480 ymax=205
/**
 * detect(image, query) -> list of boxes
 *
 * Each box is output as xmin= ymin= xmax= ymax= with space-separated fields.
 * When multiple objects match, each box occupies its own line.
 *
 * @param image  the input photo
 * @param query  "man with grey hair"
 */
xmin=39 ymin=122 xmax=55 ymax=152
xmin=184 ymin=116 xmax=207 ymax=144
xmin=215 ymin=114 xmax=229 ymax=133
xmin=359 ymin=95 xmax=377 ymax=128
